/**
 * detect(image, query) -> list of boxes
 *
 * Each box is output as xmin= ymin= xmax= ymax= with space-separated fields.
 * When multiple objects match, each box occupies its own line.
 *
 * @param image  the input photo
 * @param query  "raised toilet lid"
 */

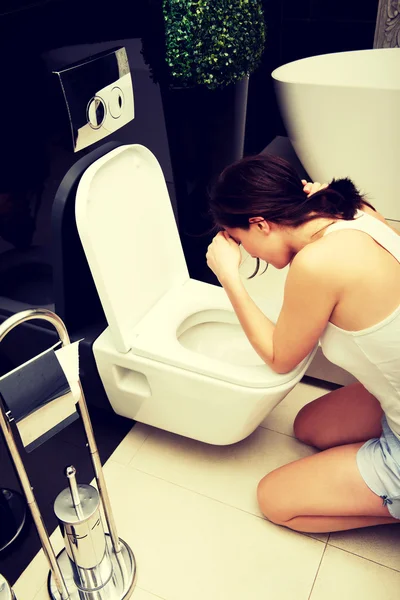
xmin=75 ymin=145 xmax=189 ymax=353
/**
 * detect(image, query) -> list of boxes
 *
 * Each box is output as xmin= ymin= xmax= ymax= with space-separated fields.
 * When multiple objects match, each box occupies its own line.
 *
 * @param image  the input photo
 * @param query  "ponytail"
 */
xmin=306 ymin=178 xmax=376 ymax=220
xmin=209 ymin=154 xmax=376 ymax=230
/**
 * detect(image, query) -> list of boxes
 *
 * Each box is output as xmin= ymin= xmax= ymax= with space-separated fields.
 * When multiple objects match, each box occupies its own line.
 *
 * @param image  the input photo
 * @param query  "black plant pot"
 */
xmin=160 ymin=76 xmax=249 ymax=285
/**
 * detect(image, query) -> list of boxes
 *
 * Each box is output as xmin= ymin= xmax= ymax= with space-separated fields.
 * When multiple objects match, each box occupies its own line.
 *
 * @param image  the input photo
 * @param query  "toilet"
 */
xmin=75 ymin=145 xmax=317 ymax=445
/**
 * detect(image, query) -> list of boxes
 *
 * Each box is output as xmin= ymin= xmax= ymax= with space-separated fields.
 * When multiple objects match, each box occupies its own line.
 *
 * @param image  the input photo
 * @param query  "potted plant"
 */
xmin=142 ymin=0 xmax=266 ymax=283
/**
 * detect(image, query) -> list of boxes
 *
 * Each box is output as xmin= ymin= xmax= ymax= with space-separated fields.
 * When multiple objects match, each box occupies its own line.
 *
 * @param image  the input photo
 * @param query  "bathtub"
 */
xmin=272 ymin=48 xmax=400 ymax=222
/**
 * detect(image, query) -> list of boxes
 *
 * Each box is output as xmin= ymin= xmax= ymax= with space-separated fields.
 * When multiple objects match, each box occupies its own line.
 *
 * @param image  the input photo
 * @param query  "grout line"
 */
xmin=122 ymin=464 xmax=327 ymax=546
xmin=131 ymin=464 xmax=270 ymax=519
xmin=105 ymin=424 xmax=154 ymax=468
xmin=307 ymin=541 xmax=328 ymax=600
xmin=258 ymin=424 xmax=318 ymax=449
xmin=126 ymin=427 xmax=154 ymax=467
xmin=136 ymin=586 xmax=167 ymax=599
xmin=32 ymin=584 xmax=46 ymax=600
xmin=258 ymin=424 xmax=296 ymax=438
xmin=325 ymin=543 xmax=400 ymax=574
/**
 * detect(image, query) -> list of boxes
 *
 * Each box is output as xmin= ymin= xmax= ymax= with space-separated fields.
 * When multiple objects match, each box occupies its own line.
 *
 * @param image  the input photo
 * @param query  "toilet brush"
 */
xmin=49 ymin=465 xmax=133 ymax=599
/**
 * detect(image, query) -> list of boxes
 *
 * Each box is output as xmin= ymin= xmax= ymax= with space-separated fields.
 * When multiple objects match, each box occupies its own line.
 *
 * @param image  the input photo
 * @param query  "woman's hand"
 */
xmin=301 ymin=179 xmax=328 ymax=197
xmin=206 ymin=231 xmax=242 ymax=284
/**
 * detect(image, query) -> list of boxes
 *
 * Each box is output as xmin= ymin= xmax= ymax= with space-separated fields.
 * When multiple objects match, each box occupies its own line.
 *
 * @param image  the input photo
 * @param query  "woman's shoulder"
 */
xmin=291 ymin=227 xmax=371 ymax=283
xmin=290 ymin=237 xmax=343 ymax=283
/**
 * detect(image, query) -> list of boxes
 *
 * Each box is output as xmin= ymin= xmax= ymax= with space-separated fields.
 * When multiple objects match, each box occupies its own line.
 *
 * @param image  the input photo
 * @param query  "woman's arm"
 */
xmin=219 ymin=274 xmax=276 ymax=365
xmin=221 ymin=245 xmax=338 ymax=374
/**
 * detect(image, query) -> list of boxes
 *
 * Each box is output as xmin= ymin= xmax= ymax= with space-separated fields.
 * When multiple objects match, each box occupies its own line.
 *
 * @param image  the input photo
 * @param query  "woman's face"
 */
xmin=224 ymin=220 xmax=295 ymax=269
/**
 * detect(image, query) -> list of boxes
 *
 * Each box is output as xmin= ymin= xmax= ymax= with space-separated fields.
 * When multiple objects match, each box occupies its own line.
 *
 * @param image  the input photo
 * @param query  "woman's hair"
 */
xmin=209 ymin=153 xmax=375 ymax=230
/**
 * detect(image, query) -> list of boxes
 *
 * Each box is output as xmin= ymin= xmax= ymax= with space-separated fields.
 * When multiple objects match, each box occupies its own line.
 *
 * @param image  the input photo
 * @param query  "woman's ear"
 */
xmin=249 ymin=216 xmax=270 ymax=234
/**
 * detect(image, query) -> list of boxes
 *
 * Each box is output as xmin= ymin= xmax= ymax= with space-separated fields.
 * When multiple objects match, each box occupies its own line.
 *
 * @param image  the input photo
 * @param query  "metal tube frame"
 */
xmin=0 ymin=308 xmax=124 ymax=599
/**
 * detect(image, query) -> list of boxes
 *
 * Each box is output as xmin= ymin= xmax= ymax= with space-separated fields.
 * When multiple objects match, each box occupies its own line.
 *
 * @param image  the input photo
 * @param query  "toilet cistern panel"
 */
xmin=75 ymin=145 xmax=189 ymax=353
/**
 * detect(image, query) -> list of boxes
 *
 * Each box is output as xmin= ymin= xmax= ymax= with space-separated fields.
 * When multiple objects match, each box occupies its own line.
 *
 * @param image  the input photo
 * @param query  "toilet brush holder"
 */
xmin=0 ymin=308 xmax=137 ymax=600
xmin=49 ymin=466 xmax=134 ymax=600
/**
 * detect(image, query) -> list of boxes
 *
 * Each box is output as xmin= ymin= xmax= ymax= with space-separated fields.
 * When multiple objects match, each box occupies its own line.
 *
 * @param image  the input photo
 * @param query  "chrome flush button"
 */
xmin=108 ymin=87 xmax=124 ymax=118
xmin=87 ymin=96 xmax=106 ymax=129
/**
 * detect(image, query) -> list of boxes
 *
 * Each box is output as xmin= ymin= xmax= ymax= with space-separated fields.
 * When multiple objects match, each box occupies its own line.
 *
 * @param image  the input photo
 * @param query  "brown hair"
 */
xmin=209 ymin=153 xmax=375 ymax=230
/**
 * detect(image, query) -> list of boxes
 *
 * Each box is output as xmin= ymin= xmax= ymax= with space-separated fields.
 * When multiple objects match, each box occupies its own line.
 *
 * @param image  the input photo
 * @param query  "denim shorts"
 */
xmin=357 ymin=414 xmax=400 ymax=519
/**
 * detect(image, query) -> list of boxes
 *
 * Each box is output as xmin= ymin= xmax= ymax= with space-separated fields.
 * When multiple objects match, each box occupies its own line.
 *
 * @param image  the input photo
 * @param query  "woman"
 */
xmin=206 ymin=153 xmax=400 ymax=533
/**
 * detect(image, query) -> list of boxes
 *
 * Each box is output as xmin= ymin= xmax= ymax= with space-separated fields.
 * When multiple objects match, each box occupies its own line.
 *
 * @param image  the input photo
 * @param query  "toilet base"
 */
xmin=93 ymin=328 xmax=317 ymax=445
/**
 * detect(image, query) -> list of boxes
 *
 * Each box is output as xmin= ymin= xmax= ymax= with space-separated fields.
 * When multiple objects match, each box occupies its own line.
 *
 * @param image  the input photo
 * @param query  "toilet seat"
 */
xmin=128 ymin=278 xmax=308 ymax=389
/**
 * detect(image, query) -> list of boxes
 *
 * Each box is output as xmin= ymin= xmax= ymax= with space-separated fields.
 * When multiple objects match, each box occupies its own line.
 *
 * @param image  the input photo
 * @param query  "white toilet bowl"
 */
xmin=76 ymin=145 xmax=317 ymax=445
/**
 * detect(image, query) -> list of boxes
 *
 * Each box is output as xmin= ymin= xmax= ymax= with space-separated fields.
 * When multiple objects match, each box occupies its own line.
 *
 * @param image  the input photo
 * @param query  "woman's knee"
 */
xmin=257 ymin=472 xmax=289 ymax=525
xmin=293 ymin=403 xmax=321 ymax=448
xmin=294 ymin=384 xmax=383 ymax=450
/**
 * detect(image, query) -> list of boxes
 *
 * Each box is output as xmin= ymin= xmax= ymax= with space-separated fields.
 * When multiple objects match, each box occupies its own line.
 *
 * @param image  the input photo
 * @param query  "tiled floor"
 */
xmin=14 ymin=381 xmax=400 ymax=600
xmin=11 ymin=253 xmax=400 ymax=599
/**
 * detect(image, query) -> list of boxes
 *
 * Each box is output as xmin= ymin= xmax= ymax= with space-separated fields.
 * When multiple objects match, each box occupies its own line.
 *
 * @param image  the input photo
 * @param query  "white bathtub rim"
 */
xmin=271 ymin=48 xmax=400 ymax=90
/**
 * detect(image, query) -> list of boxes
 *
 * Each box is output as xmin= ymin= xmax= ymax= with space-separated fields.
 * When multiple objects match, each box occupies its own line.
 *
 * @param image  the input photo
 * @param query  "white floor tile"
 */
xmin=129 ymin=424 xmax=316 ymax=519
xmin=110 ymin=423 xmax=153 ymax=466
xmin=328 ymin=524 xmax=400 ymax=572
xmin=103 ymin=461 xmax=325 ymax=600
xmin=31 ymin=583 xmax=50 ymax=600
xmin=260 ymin=381 xmax=331 ymax=436
xmin=13 ymin=528 xmax=64 ymax=600
xmin=13 ymin=552 xmax=48 ymax=600
xmin=310 ymin=545 xmax=400 ymax=600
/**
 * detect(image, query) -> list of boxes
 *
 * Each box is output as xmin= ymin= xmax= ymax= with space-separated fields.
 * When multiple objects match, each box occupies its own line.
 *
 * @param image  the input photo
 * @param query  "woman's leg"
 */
xmin=293 ymin=382 xmax=383 ymax=450
xmin=257 ymin=442 xmax=398 ymax=533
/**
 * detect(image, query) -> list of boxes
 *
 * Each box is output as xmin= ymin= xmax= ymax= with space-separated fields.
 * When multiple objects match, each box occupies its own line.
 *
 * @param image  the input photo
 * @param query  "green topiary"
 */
xmin=142 ymin=0 xmax=266 ymax=90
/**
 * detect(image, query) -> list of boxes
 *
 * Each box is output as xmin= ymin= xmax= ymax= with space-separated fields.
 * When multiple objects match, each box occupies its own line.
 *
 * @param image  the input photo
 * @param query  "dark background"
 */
xmin=0 ymin=0 xmax=380 ymax=156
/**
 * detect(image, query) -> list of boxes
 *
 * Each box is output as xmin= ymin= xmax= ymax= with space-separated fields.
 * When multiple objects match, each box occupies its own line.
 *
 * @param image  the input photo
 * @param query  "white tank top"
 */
xmin=319 ymin=210 xmax=400 ymax=437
